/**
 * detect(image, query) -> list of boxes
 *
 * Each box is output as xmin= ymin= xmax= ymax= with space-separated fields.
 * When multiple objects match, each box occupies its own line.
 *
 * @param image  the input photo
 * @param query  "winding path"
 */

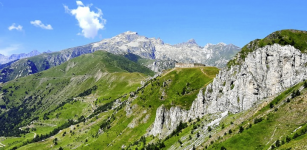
xmin=162 ymin=68 xmax=176 ymax=77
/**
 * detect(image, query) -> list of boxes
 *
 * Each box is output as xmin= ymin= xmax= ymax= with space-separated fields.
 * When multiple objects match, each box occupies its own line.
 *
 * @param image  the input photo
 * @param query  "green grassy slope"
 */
xmin=0 ymin=44 xmax=94 ymax=83
xmin=12 ymin=66 xmax=219 ymax=150
xmin=227 ymin=29 xmax=307 ymax=67
xmin=134 ymin=67 xmax=219 ymax=110
xmin=0 ymin=50 xmax=153 ymax=138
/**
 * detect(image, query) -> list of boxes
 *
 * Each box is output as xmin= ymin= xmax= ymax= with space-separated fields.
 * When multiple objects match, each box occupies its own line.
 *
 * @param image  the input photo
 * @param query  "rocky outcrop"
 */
xmin=146 ymin=60 xmax=176 ymax=72
xmin=149 ymin=44 xmax=307 ymax=138
xmin=149 ymin=105 xmax=188 ymax=138
xmin=149 ymin=89 xmax=205 ymax=138
xmin=204 ymin=44 xmax=307 ymax=113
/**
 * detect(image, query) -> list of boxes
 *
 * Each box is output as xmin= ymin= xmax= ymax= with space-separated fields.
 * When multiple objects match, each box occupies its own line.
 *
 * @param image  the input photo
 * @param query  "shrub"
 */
xmin=270 ymin=103 xmax=274 ymax=108
xmin=178 ymin=139 xmax=182 ymax=144
xmin=286 ymin=136 xmax=291 ymax=142
xmin=286 ymin=98 xmax=290 ymax=103
xmin=275 ymin=140 xmax=280 ymax=147
xmin=239 ymin=126 xmax=244 ymax=133
xmin=208 ymin=126 xmax=212 ymax=132
xmin=291 ymin=90 xmax=300 ymax=98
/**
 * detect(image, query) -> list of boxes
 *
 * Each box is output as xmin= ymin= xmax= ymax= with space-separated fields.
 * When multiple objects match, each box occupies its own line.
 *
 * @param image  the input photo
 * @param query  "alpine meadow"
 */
xmin=1 ymin=1 xmax=307 ymax=150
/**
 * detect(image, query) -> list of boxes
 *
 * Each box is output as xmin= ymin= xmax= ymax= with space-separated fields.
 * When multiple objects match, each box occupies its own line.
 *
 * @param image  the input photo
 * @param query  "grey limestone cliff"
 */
xmin=149 ymin=89 xmax=205 ymax=138
xmin=149 ymin=44 xmax=307 ymax=138
xmin=204 ymin=44 xmax=307 ymax=113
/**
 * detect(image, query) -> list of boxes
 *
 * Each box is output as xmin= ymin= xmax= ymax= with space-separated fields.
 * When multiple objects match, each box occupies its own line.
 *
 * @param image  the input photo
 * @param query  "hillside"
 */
xmin=0 ymin=50 xmax=153 ymax=139
xmin=0 ymin=66 xmax=219 ymax=150
xmin=0 ymin=45 xmax=94 ymax=83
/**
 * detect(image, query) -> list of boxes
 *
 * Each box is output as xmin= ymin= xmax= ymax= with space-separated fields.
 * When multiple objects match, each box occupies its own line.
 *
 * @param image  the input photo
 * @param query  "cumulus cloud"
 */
xmin=76 ymin=1 xmax=83 ymax=6
xmin=64 ymin=1 xmax=106 ymax=39
xmin=8 ymin=23 xmax=23 ymax=31
xmin=30 ymin=20 xmax=53 ymax=30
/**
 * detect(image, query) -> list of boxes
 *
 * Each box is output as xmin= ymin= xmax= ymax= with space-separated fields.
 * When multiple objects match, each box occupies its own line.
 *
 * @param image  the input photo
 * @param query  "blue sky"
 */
xmin=0 ymin=0 xmax=307 ymax=56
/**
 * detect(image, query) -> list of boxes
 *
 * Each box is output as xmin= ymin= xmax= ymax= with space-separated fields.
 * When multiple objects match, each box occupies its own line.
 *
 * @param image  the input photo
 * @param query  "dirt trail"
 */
xmin=161 ymin=68 xmax=176 ymax=77
xmin=200 ymin=68 xmax=208 ymax=76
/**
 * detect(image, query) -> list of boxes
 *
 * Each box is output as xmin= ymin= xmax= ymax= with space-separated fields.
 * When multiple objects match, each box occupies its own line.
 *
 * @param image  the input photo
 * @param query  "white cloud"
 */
xmin=0 ymin=44 xmax=21 ymax=56
xmin=64 ymin=1 xmax=106 ymax=39
xmin=76 ymin=1 xmax=83 ymax=6
xmin=8 ymin=23 xmax=23 ymax=31
xmin=30 ymin=20 xmax=53 ymax=30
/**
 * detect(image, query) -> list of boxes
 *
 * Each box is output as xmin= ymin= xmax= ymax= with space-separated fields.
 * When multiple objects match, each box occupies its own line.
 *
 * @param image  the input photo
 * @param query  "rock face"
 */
xmin=204 ymin=44 xmax=307 ymax=113
xmin=149 ymin=89 xmax=205 ymax=138
xmin=149 ymin=44 xmax=307 ymax=138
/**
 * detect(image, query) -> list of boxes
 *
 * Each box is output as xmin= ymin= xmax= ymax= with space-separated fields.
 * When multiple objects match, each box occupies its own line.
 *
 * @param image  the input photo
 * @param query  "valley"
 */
xmin=1 ymin=29 xmax=307 ymax=150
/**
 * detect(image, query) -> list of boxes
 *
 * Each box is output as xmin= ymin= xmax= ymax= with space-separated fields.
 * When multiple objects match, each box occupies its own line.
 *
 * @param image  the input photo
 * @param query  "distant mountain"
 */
xmin=92 ymin=31 xmax=241 ymax=67
xmin=0 ymin=31 xmax=240 ymax=83
xmin=0 ymin=50 xmax=52 ymax=65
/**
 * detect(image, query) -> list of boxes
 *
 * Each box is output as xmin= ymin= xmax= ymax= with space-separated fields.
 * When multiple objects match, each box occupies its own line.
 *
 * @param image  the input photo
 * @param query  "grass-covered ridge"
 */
xmin=134 ymin=67 xmax=219 ymax=110
xmin=8 ymin=66 xmax=218 ymax=150
xmin=227 ymin=29 xmax=307 ymax=67
xmin=0 ymin=50 xmax=153 ymax=138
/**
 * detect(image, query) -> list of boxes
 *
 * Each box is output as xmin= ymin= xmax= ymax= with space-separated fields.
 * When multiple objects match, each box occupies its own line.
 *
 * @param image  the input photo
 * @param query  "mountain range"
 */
xmin=0 ymin=50 xmax=52 ymax=65
xmin=0 ymin=31 xmax=240 ymax=83
xmin=1 ymin=29 xmax=307 ymax=150
xmin=91 ymin=31 xmax=240 ymax=68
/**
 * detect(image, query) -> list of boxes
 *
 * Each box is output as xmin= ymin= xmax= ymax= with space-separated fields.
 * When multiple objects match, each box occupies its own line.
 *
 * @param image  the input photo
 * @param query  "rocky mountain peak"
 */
xmin=28 ymin=50 xmax=41 ymax=55
xmin=113 ymin=31 xmax=141 ymax=42
xmin=175 ymin=38 xmax=199 ymax=47
xmin=187 ymin=39 xmax=197 ymax=44
xmin=123 ymin=31 xmax=138 ymax=35
xmin=44 ymin=50 xmax=52 ymax=53
xmin=217 ymin=42 xmax=226 ymax=46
